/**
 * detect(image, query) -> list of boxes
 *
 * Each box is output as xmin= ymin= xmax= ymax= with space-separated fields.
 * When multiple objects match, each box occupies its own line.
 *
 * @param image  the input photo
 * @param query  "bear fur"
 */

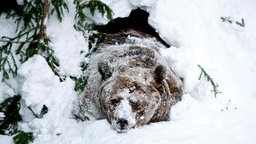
xmin=74 ymin=29 xmax=184 ymax=133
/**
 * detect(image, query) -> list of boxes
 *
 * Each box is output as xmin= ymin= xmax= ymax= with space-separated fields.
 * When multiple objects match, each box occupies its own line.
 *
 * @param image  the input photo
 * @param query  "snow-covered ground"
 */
xmin=1 ymin=0 xmax=256 ymax=144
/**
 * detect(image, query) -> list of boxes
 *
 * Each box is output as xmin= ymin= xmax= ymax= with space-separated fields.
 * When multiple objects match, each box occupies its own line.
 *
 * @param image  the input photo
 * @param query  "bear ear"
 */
xmin=154 ymin=65 xmax=167 ymax=83
xmin=98 ymin=60 xmax=113 ymax=80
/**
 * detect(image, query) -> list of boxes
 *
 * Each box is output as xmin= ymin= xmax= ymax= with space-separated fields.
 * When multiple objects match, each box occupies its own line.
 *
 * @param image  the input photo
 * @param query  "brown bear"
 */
xmin=74 ymin=29 xmax=184 ymax=133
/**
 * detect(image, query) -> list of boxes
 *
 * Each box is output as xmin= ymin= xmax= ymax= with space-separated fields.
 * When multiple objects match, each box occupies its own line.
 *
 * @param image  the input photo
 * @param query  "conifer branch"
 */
xmin=198 ymin=65 xmax=221 ymax=97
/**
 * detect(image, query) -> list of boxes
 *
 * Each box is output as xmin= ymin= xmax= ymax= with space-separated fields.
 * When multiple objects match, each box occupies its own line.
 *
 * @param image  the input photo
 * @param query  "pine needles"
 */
xmin=0 ymin=95 xmax=49 ymax=143
xmin=198 ymin=65 xmax=221 ymax=97
xmin=0 ymin=95 xmax=21 ymax=135
xmin=74 ymin=0 xmax=112 ymax=55
xmin=13 ymin=131 xmax=34 ymax=144
xmin=0 ymin=0 xmax=69 ymax=81
xmin=221 ymin=17 xmax=245 ymax=27
xmin=73 ymin=0 xmax=113 ymax=92
xmin=0 ymin=95 xmax=34 ymax=144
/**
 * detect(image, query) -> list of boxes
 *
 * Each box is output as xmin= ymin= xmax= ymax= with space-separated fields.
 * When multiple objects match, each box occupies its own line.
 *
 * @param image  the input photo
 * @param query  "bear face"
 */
xmin=99 ymin=75 xmax=161 ymax=132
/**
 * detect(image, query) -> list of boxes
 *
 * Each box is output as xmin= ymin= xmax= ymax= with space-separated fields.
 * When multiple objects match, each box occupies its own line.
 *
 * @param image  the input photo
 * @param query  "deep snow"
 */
xmin=1 ymin=0 xmax=256 ymax=144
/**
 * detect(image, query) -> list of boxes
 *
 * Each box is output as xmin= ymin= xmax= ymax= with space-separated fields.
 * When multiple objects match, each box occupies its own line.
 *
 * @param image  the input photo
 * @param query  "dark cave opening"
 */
xmin=95 ymin=8 xmax=170 ymax=47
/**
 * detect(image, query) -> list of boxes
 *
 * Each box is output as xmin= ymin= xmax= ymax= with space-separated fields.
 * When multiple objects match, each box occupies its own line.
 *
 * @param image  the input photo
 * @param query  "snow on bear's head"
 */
xmin=99 ymin=76 xmax=161 ymax=133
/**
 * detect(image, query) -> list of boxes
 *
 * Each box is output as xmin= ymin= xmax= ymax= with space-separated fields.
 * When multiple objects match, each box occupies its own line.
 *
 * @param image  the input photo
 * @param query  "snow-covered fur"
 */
xmin=75 ymin=30 xmax=184 ymax=132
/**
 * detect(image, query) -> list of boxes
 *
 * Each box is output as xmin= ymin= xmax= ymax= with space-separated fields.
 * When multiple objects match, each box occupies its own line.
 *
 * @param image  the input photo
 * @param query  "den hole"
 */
xmin=95 ymin=8 xmax=170 ymax=47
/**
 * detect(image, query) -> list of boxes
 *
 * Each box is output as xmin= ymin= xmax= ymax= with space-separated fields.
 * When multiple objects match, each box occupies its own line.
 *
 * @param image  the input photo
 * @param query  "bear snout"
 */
xmin=116 ymin=118 xmax=129 ymax=130
xmin=112 ymin=117 xmax=133 ymax=133
xmin=111 ymin=99 xmax=136 ymax=132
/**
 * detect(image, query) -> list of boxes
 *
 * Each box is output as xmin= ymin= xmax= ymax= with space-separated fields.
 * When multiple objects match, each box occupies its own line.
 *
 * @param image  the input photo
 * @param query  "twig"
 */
xmin=0 ymin=39 xmax=37 ymax=44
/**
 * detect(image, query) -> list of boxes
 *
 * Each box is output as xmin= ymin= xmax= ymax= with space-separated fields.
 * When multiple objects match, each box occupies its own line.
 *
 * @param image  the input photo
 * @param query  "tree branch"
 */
xmin=39 ymin=0 xmax=50 ymax=40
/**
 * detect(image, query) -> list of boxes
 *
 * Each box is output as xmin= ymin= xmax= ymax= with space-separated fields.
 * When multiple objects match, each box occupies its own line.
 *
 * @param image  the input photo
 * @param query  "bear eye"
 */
xmin=110 ymin=98 xmax=121 ymax=106
xmin=129 ymin=101 xmax=141 ymax=112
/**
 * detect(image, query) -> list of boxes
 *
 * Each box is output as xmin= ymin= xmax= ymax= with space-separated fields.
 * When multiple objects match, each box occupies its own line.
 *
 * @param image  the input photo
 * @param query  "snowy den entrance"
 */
xmin=95 ymin=8 xmax=170 ymax=47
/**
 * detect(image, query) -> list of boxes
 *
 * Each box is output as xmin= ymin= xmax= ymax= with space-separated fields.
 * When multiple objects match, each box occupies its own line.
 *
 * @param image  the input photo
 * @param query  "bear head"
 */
xmin=98 ymin=62 xmax=168 ymax=132
xmin=99 ymin=75 xmax=162 ymax=132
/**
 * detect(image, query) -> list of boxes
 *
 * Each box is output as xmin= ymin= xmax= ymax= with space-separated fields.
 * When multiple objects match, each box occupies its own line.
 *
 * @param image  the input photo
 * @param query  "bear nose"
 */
xmin=117 ymin=118 xmax=128 ymax=130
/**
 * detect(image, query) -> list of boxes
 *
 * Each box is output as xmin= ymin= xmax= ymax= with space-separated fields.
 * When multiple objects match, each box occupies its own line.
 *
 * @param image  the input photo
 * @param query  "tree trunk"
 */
xmin=39 ymin=0 xmax=50 ymax=40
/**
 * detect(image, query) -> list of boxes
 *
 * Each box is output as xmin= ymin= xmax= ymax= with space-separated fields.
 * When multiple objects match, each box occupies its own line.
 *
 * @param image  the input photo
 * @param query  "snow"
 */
xmin=47 ymin=3 xmax=88 ymax=77
xmin=0 ymin=135 xmax=13 ymax=143
xmin=1 ymin=0 xmax=256 ymax=144
xmin=0 ymin=112 xmax=4 ymax=120
xmin=112 ymin=98 xmax=135 ymax=133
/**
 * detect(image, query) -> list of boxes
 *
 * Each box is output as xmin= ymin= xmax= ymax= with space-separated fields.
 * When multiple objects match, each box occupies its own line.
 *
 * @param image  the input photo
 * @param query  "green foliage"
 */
xmin=51 ymin=0 xmax=69 ymax=22
xmin=0 ymin=95 xmax=21 ymax=135
xmin=42 ymin=37 xmax=64 ymax=81
xmin=74 ymin=0 xmax=88 ymax=23
xmin=221 ymin=16 xmax=245 ymax=27
xmin=198 ymin=65 xmax=221 ymax=97
xmin=0 ymin=0 xmax=115 ymax=140
xmin=0 ymin=0 xmax=69 ymax=81
xmin=74 ymin=0 xmax=113 ymax=23
xmin=0 ymin=95 xmax=48 ymax=143
xmin=8 ymin=0 xmax=43 ymax=32
xmin=0 ymin=0 xmax=42 ymax=81
xmin=0 ymin=1 xmax=63 ymax=139
xmin=80 ymin=60 xmax=88 ymax=72
xmin=72 ymin=0 xmax=113 ymax=93
xmin=74 ymin=0 xmax=112 ymax=56
xmin=13 ymin=131 xmax=34 ymax=144
xmin=71 ymin=76 xmax=88 ymax=93
xmin=0 ymin=37 xmax=19 ymax=80
xmin=85 ymin=0 xmax=113 ymax=20
xmin=86 ymin=30 xmax=106 ymax=57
